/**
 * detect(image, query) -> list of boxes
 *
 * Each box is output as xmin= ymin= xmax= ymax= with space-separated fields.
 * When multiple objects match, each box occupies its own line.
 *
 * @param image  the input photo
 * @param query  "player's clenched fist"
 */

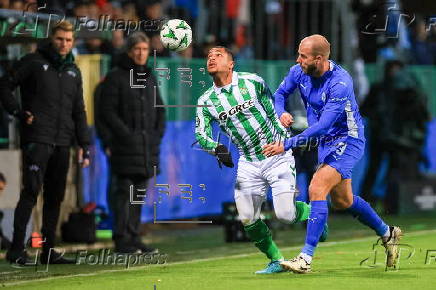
xmin=279 ymin=112 xmax=294 ymax=128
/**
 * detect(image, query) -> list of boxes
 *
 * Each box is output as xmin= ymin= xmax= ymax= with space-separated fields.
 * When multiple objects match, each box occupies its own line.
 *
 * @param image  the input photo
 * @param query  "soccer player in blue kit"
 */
xmin=262 ymin=34 xmax=402 ymax=273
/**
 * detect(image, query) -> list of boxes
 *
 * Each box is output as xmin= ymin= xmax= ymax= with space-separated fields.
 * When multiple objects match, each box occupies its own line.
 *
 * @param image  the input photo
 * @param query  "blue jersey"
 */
xmin=274 ymin=61 xmax=365 ymax=150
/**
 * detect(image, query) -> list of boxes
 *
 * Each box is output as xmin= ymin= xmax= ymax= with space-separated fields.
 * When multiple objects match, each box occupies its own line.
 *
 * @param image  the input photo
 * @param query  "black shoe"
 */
xmin=6 ymin=250 xmax=33 ymax=265
xmin=40 ymin=250 xmax=75 ymax=264
xmin=114 ymin=241 xmax=141 ymax=254
xmin=115 ymin=245 xmax=140 ymax=254
xmin=131 ymin=241 xmax=158 ymax=254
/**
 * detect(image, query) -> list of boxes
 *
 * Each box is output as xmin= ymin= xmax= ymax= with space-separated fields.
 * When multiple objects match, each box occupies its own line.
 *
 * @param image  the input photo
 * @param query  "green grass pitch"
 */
xmin=1 ymin=214 xmax=436 ymax=290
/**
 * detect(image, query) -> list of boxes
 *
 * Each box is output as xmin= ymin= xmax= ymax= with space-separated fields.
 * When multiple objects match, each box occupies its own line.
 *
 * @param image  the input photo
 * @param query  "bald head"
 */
xmin=296 ymin=34 xmax=331 ymax=77
xmin=300 ymin=34 xmax=330 ymax=59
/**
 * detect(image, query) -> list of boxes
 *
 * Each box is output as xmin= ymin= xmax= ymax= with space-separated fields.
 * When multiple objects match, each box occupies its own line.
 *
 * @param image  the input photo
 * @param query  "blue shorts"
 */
xmin=318 ymin=136 xmax=365 ymax=179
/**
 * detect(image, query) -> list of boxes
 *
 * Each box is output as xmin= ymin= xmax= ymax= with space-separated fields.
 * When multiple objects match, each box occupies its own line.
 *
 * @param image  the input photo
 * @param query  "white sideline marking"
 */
xmin=3 ymin=229 xmax=436 ymax=287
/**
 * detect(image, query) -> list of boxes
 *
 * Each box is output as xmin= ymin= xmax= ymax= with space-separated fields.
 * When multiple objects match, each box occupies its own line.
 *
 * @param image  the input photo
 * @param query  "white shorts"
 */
xmin=235 ymin=150 xmax=296 ymax=198
xmin=234 ymin=150 xmax=298 ymax=225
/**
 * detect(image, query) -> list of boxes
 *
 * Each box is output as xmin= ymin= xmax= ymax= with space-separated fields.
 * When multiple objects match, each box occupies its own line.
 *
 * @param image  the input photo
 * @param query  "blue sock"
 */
xmin=347 ymin=195 xmax=389 ymax=236
xmin=301 ymin=200 xmax=328 ymax=257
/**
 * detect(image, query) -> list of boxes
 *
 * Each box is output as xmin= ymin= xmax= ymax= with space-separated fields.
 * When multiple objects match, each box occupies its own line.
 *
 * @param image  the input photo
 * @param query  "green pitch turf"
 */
xmin=2 ymin=214 xmax=436 ymax=290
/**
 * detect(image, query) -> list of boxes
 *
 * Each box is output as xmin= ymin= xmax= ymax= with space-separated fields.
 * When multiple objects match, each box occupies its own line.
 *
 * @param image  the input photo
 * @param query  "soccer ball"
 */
xmin=160 ymin=19 xmax=192 ymax=52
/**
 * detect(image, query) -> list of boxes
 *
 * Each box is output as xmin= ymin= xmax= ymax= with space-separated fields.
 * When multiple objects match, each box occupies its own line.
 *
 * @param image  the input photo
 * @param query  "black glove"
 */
xmin=215 ymin=144 xmax=234 ymax=168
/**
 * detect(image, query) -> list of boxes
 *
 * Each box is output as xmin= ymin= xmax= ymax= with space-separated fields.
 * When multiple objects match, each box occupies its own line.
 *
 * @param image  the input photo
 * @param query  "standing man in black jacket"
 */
xmin=100 ymin=32 xmax=165 ymax=253
xmin=0 ymin=21 xmax=90 ymax=264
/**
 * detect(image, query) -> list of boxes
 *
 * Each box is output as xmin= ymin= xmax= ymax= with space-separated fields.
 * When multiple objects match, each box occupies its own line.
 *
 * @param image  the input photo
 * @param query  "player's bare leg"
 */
xmin=331 ymin=179 xmax=403 ymax=268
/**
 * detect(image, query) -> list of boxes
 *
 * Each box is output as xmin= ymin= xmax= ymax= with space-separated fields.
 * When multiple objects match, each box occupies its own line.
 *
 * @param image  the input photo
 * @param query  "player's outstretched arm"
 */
xmin=283 ymin=82 xmax=349 ymax=150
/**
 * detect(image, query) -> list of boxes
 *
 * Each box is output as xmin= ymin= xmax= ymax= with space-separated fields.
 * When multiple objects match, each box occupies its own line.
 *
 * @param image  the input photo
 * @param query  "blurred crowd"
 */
xmin=353 ymin=0 xmax=436 ymax=65
xmin=0 ymin=0 xmax=433 ymax=64
xmin=0 ymin=0 xmax=249 ymax=61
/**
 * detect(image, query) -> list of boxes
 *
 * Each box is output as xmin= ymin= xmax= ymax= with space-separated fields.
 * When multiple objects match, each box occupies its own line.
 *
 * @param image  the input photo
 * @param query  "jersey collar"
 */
xmin=213 ymin=71 xmax=239 ymax=95
xmin=316 ymin=61 xmax=335 ymax=81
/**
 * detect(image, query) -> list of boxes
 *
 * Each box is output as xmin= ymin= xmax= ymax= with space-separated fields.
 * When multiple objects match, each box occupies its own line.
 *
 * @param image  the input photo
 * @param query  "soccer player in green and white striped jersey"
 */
xmin=195 ymin=47 xmax=311 ymax=274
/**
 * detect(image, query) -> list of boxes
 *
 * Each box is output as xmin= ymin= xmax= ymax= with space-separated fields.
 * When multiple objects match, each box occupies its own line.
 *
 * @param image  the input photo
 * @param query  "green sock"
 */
xmin=244 ymin=219 xmax=283 ymax=261
xmin=294 ymin=201 xmax=311 ymax=222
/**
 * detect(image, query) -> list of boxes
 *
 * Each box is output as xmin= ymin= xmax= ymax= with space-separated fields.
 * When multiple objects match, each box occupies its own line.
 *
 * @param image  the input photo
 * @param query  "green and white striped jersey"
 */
xmin=195 ymin=71 xmax=289 ymax=162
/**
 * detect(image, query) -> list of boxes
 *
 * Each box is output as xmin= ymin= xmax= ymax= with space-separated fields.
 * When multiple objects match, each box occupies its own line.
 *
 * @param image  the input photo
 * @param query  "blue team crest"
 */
xmin=321 ymin=92 xmax=326 ymax=103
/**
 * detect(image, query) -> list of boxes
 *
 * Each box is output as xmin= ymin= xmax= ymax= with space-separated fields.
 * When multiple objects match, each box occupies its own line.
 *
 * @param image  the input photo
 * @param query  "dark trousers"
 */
xmin=361 ymin=136 xmax=385 ymax=204
xmin=11 ymin=143 xmax=70 ymax=252
xmin=109 ymin=174 xmax=148 ymax=245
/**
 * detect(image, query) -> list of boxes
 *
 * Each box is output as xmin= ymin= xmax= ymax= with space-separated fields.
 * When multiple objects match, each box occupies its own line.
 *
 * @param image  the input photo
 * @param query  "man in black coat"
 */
xmin=0 ymin=21 xmax=90 ymax=264
xmin=100 ymin=32 xmax=165 ymax=253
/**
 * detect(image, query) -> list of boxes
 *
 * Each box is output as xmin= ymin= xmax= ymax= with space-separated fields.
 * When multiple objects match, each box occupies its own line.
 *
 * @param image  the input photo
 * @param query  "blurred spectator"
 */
xmin=100 ymin=32 xmax=165 ymax=254
xmin=101 ymin=29 xmax=125 ymax=67
xmin=87 ymin=2 xmax=101 ymax=21
xmin=122 ymin=2 xmax=139 ymax=23
xmin=384 ymin=74 xmax=430 ymax=214
xmin=73 ymin=1 xmax=89 ymax=18
xmin=9 ymin=0 xmax=23 ymax=10
xmin=361 ymin=60 xmax=430 ymax=213
xmin=137 ymin=0 xmax=163 ymax=21
xmin=0 ymin=172 xmax=12 ymax=250
xmin=410 ymin=17 xmax=436 ymax=65
xmin=144 ymin=1 xmax=163 ymax=20
xmin=110 ymin=1 xmax=124 ymax=20
xmin=76 ymin=30 xmax=105 ymax=54
xmin=360 ymin=60 xmax=404 ymax=205
xmin=149 ymin=32 xmax=169 ymax=57
xmin=234 ymin=26 xmax=254 ymax=60
xmin=0 ymin=21 xmax=90 ymax=264
xmin=0 ymin=0 xmax=10 ymax=9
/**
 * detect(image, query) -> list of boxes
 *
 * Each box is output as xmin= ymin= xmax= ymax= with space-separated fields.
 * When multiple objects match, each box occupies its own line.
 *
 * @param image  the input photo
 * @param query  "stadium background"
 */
xmin=0 ymin=0 xmax=435 ymax=262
